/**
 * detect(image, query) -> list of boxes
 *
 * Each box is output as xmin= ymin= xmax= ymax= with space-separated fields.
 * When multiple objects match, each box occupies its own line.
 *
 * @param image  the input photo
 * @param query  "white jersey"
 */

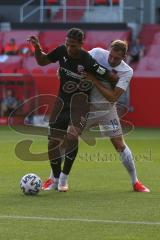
xmin=88 ymin=48 xmax=133 ymax=107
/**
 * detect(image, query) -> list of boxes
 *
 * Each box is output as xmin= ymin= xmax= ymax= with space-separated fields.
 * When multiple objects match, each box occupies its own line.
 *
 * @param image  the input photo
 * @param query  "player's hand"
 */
xmin=107 ymin=70 xmax=119 ymax=88
xmin=27 ymin=36 xmax=41 ymax=49
xmin=82 ymin=72 xmax=96 ymax=82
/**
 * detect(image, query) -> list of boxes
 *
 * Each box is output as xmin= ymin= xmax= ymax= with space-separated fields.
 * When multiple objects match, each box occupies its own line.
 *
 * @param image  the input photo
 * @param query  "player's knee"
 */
xmin=112 ymin=141 xmax=125 ymax=152
xmin=67 ymin=125 xmax=79 ymax=139
xmin=48 ymin=135 xmax=64 ymax=148
xmin=66 ymin=132 xmax=78 ymax=142
xmin=115 ymin=144 xmax=125 ymax=152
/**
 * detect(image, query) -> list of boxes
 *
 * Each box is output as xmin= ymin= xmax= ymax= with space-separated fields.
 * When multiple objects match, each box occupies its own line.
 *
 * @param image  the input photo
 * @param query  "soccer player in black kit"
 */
xmin=28 ymin=28 xmax=116 ymax=191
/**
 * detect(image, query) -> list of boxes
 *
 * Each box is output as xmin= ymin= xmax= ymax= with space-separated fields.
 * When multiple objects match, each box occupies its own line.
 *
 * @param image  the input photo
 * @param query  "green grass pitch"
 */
xmin=0 ymin=126 xmax=160 ymax=240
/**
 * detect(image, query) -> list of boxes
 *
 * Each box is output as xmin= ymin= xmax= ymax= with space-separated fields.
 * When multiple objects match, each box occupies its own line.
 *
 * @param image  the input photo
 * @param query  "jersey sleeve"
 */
xmin=86 ymin=53 xmax=109 ymax=76
xmin=47 ymin=45 xmax=64 ymax=63
xmin=116 ymin=69 xmax=133 ymax=91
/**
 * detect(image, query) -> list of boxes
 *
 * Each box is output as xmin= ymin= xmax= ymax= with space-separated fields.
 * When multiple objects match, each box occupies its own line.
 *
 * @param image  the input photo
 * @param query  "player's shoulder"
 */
xmin=120 ymin=60 xmax=133 ymax=75
xmin=48 ymin=44 xmax=66 ymax=54
xmin=81 ymin=48 xmax=97 ymax=61
xmin=89 ymin=47 xmax=108 ymax=56
xmin=56 ymin=44 xmax=66 ymax=52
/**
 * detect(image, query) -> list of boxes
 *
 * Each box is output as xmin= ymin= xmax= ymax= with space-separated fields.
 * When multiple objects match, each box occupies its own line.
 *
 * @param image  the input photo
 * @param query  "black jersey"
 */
xmin=47 ymin=45 xmax=109 ymax=104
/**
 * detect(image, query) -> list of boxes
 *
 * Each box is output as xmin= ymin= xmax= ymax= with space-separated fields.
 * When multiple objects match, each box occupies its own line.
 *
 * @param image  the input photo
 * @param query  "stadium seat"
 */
xmin=23 ymin=56 xmax=43 ymax=73
xmin=0 ymin=32 xmax=4 ymax=54
xmin=45 ymin=0 xmax=60 ymax=4
xmin=46 ymin=68 xmax=57 ymax=75
xmin=53 ymin=0 xmax=86 ymax=22
xmin=147 ymin=45 xmax=160 ymax=58
xmin=3 ymin=31 xmax=39 ymax=51
xmin=152 ymin=32 xmax=160 ymax=44
xmin=85 ymin=30 xmax=131 ymax=49
xmin=16 ymin=68 xmax=30 ymax=74
xmin=1 ymin=66 xmax=16 ymax=73
xmin=94 ymin=0 xmax=120 ymax=5
xmin=31 ymin=68 xmax=44 ymax=75
xmin=94 ymin=0 xmax=107 ymax=5
xmin=0 ymin=56 xmax=23 ymax=73
xmin=137 ymin=56 xmax=160 ymax=71
xmin=112 ymin=0 xmax=119 ymax=5
xmin=139 ymin=24 xmax=160 ymax=46
xmin=39 ymin=31 xmax=66 ymax=52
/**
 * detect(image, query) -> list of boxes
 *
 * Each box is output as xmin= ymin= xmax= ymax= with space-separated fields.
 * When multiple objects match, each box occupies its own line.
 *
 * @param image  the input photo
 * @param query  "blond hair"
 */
xmin=110 ymin=40 xmax=128 ymax=56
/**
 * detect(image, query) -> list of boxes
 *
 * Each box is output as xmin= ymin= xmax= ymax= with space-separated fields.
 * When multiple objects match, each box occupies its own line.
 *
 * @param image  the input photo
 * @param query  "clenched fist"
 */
xmin=27 ymin=36 xmax=41 ymax=50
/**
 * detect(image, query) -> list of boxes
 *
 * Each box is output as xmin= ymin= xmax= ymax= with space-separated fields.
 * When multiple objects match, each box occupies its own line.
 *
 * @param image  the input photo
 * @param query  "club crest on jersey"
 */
xmin=63 ymin=56 xmax=67 ymax=62
xmin=77 ymin=65 xmax=84 ymax=74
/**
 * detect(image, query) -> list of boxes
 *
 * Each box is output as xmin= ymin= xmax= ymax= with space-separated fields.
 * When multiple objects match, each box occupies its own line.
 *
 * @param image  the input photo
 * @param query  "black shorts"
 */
xmin=49 ymin=93 xmax=90 ymax=136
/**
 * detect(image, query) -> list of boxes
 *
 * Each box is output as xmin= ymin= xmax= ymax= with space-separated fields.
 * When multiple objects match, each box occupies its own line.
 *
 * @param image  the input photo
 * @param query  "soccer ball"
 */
xmin=20 ymin=173 xmax=42 ymax=195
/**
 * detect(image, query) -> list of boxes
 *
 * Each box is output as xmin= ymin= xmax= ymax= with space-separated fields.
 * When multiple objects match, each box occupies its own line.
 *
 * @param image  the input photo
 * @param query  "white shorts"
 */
xmin=85 ymin=104 xmax=122 ymax=138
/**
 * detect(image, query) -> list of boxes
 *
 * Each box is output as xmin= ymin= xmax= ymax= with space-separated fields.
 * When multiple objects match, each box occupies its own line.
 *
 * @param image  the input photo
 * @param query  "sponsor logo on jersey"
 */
xmin=60 ymin=67 xmax=82 ymax=80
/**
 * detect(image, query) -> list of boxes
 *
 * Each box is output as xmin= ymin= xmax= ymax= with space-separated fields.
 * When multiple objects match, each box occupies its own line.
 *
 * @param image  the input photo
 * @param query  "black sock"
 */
xmin=48 ymin=139 xmax=62 ymax=178
xmin=63 ymin=138 xmax=78 ymax=175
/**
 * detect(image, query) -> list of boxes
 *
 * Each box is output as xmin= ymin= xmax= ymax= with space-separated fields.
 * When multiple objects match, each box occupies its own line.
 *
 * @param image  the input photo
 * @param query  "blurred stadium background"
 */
xmin=0 ymin=0 xmax=160 ymax=127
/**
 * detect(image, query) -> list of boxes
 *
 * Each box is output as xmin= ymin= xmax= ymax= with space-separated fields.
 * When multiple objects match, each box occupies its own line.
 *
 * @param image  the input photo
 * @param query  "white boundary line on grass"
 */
xmin=0 ymin=215 xmax=160 ymax=226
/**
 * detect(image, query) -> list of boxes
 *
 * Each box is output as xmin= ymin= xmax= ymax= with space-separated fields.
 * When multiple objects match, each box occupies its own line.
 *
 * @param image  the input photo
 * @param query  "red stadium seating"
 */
xmin=152 ymin=32 xmax=160 ymax=44
xmin=1 ymin=66 xmax=16 ymax=73
xmin=16 ymin=68 xmax=30 ymax=74
xmin=46 ymin=68 xmax=57 ymax=75
xmin=139 ymin=24 xmax=160 ymax=47
xmin=53 ymin=0 xmax=86 ymax=22
xmin=23 ymin=56 xmax=43 ymax=73
xmin=0 ymin=32 xmax=4 ymax=54
xmin=45 ymin=0 xmax=60 ymax=4
xmin=0 ymin=56 xmax=23 ymax=73
xmin=147 ymin=45 xmax=160 ymax=58
xmin=136 ymin=56 xmax=160 ymax=71
xmin=39 ymin=30 xmax=66 ymax=52
xmin=31 ymin=68 xmax=44 ymax=75
xmin=94 ymin=0 xmax=119 ymax=5
xmin=23 ymin=56 xmax=59 ymax=74
xmin=84 ymin=30 xmax=131 ymax=50
xmin=112 ymin=0 xmax=119 ymax=4
xmin=94 ymin=0 xmax=107 ymax=5
xmin=3 ymin=31 xmax=39 ymax=51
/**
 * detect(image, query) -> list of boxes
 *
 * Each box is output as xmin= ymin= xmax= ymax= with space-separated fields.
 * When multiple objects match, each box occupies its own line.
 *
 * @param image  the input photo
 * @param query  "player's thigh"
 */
xmin=49 ymin=108 xmax=70 ymax=141
xmin=99 ymin=108 xmax=122 ymax=138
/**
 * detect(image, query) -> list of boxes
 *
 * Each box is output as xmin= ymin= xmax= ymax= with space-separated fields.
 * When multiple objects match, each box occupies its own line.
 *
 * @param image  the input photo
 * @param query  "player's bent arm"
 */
xmin=28 ymin=35 xmax=51 ymax=66
xmin=34 ymin=47 xmax=51 ymax=66
xmin=93 ymin=79 xmax=124 ymax=102
xmin=103 ymin=71 xmax=119 ymax=88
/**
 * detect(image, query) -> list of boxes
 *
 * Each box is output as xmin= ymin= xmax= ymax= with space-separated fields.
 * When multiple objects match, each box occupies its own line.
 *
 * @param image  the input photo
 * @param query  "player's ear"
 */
xmin=123 ymin=54 xmax=127 ymax=60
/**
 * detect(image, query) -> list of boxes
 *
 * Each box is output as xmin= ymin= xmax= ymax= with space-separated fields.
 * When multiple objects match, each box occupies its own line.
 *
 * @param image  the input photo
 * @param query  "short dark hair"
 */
xmin=66 ymin=28 xmax=84 ymax=43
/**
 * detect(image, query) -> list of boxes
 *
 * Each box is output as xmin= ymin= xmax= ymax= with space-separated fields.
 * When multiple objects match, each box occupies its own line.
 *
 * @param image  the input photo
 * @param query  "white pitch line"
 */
xmin=0 ymin=215 xmax=160 ymax=226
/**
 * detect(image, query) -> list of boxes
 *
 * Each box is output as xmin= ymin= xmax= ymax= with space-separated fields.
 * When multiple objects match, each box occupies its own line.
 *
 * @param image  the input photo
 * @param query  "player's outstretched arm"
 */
xmin=27 ymin=36 xmax=51 ymax=66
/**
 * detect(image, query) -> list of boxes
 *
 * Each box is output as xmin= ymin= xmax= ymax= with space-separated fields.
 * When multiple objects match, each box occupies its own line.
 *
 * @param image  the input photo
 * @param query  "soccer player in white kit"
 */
xmin=84 ymin=40 xmax=150 ymax=192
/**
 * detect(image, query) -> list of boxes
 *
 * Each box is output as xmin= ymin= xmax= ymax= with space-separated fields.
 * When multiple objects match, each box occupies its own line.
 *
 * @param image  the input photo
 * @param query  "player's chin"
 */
xmin=68 ymin=52 xmax=75 ymax=57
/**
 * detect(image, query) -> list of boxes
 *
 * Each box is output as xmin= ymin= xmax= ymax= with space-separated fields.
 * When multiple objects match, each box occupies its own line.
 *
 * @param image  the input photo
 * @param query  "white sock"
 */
xmin=49 ymin=169 xmax=54 ymax=180
xmin=59 ymin=172 xmax=68 ymax=185
xmin=49 ymin=147 xmax=65 ymax=180
xmin=120 ymin=145 xmax=138 ymax=185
